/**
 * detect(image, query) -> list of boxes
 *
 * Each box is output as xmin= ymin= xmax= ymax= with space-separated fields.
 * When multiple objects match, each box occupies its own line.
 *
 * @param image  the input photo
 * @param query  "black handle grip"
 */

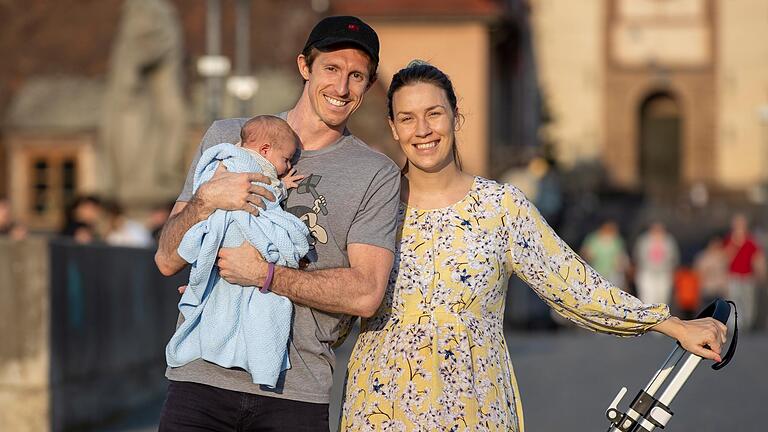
xmin=695 ymin=298 xmax=738 ymax=370
xmin=696 ymin=298 xmax=731 ymax=325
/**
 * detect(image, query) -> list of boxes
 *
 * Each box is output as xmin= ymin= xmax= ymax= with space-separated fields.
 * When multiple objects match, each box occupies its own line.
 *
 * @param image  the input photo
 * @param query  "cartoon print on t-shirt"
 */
xmin=286 ymin=174 xmax=328 ymax=250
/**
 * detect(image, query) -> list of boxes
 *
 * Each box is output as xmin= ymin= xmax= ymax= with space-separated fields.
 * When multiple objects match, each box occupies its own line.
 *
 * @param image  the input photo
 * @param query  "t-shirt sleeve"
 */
xmin=177 ymin=119 xmax=245 ymax=202
xmin=346 ymin=162 xmax=401 ymax=252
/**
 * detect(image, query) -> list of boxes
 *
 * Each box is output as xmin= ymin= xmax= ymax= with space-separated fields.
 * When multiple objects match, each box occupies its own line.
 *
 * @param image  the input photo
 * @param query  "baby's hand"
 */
xmin=281 ymin=168 xmax=304 ymax=189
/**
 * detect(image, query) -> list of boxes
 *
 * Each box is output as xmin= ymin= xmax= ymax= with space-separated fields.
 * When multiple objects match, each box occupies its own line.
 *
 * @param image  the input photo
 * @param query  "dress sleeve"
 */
xmin=502 ymin=185 xmax=670 ymax=336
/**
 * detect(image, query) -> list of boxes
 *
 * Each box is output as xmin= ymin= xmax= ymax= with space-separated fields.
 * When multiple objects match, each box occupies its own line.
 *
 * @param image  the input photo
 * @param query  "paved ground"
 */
xmin=98 ymin=328 xmax=766 ymax=432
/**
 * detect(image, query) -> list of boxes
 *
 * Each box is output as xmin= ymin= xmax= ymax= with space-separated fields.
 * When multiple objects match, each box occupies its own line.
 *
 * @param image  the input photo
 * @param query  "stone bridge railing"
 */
xmin=0 ymin=237 xmax=187 ymax=431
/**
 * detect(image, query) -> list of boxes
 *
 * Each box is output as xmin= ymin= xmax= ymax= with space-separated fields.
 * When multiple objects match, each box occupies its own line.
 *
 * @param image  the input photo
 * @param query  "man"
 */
xmin=155 ymin=16 xmax=400 ymax=430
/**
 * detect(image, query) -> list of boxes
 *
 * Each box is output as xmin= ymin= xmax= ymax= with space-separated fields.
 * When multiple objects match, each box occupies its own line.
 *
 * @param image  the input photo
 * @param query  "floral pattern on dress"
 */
xmin=340 ymin=177 xmax=670 ymax=431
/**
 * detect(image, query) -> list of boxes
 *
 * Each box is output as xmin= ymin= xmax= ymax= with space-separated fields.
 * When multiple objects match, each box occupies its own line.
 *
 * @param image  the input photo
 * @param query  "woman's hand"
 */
xmin=651 ymin=316 xmax=728 ymax=362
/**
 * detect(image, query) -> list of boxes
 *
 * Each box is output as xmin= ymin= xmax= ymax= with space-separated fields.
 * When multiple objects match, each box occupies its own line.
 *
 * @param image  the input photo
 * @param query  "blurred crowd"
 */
xmin=580 ymin=215 xmax=766 ymax=331
xmin=0 ymin=195 xmax=173 ymax=248
xmin=2 ymin=189 xmax=766 ymax=332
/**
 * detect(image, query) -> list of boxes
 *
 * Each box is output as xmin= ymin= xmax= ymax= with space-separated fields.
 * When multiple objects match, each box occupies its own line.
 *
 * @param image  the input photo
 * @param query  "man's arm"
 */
xmin=217 ymin=242 xmax=393 ymax=317
xmin=155 ymin=200 xmax=200 ymax=276
xmin=154 ymin=167 xmax=274 ymax=276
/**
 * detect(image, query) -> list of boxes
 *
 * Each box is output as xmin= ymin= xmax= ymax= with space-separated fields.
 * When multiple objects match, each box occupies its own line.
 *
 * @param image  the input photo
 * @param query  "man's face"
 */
xmin=299 ymin=48 xmax=372 ymax=128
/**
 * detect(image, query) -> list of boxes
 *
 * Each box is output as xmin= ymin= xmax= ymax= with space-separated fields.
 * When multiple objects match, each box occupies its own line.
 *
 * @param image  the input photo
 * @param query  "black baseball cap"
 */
xmin=302 ymin=16 xmax=379 ymax=65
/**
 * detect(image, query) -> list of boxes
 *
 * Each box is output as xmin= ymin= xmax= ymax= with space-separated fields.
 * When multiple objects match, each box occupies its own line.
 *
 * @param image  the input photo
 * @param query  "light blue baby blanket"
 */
xmin=165 ymin=143 xmax=310 ymax=387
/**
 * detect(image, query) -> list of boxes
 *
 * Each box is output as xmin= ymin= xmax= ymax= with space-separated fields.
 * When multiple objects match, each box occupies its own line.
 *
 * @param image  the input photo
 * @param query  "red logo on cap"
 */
xmin=347 ymin=24 xmax=359 ymax=31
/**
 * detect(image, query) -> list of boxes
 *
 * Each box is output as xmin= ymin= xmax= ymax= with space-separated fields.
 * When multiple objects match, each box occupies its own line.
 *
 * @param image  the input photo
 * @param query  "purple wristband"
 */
xmin=260 ymin=263 xmax=275 ymax=293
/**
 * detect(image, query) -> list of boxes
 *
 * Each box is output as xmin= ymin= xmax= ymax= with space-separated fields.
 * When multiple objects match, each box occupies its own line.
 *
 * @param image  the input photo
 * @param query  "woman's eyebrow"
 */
xmin=396 ymin=104 xmax=446 ymax=116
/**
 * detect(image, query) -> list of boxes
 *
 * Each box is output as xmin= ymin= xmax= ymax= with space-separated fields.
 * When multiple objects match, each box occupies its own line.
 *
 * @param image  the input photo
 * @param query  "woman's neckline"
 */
xmin=401 ymin=176 xmax=479 ymax=212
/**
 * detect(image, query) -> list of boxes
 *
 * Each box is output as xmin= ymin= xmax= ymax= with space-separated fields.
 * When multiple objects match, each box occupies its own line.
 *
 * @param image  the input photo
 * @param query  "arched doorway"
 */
xmin=639 ymin=93 xmax=682 ymax=200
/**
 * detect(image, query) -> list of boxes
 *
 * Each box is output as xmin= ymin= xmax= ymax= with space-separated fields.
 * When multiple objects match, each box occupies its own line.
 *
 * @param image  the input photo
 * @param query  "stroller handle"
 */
xmin=693 ymin=298 xmax=737 ymax=370
xmin=696 ymin=297 xmax=731 ymax=325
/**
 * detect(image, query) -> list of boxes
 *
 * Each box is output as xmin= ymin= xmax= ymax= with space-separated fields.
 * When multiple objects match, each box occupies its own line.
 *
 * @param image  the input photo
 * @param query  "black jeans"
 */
xmin=159 ymin=381 xmax=329 ymax=431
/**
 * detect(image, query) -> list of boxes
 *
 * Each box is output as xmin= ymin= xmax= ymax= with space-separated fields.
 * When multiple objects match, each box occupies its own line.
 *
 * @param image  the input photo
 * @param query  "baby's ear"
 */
xmin=259 ymin=141 xmax=272 ymax=156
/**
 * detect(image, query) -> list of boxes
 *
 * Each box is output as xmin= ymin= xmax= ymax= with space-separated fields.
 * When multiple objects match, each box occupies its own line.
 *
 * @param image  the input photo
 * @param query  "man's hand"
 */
xmin=281 ymin=168 xmax=305 ymax=190
xmin=198 ymin=164 xmax=276 ymax=216
xmin=217 ymin=242 xmax=268 ymax=287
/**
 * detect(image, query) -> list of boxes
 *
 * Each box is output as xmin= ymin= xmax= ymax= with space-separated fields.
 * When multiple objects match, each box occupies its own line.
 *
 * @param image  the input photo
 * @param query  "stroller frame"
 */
xmin=604 ymin=299 xmax=737 ymax=431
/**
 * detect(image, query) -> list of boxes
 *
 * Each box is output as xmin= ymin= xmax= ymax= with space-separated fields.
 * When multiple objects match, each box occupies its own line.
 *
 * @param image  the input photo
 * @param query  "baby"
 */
xmin=237 ymin=115 xmax=304 ymax=200
xmin=166 ymin=115 xmax=311 ymax=388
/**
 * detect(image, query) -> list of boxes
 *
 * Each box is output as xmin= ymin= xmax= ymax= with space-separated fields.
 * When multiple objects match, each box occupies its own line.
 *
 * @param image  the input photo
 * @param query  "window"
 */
xmin=23 ymin=149 xmax=80 ymax=230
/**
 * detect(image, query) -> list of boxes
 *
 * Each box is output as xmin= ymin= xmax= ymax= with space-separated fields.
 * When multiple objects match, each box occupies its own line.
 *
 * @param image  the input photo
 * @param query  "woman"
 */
xmin=340 ymin=61 xmax=727 ymax=431
xmin=633 ymin=222 xmax=680 ymax=305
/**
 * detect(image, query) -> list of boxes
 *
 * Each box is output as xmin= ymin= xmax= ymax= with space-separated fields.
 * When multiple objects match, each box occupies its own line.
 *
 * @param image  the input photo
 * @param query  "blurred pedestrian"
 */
xmin=0 ymin=197 xmax=28 ymax=240
xmin=581 ymin=220 xmax=629 ymax=290
xmin=724 ymin=214 xmax=766 ymax=330
xmin=104 ymin=201 xmax=153 ymax=248
xmin=60 ymin=195 xmax=103 ymax=244
xmin=694 ymin=235 xmax=729 ymax=305
xmin=634 ymin=222 xmax=679 ymax=305
xmin=146 ymin=201 xmax=174 ymax=242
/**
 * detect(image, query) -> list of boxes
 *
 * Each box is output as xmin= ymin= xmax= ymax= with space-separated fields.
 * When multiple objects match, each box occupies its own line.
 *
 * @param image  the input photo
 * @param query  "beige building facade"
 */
xmin=333 ymin=0 xmax=537 ymax=179
xmin=531 ymin=0 xmax=768 ymax=191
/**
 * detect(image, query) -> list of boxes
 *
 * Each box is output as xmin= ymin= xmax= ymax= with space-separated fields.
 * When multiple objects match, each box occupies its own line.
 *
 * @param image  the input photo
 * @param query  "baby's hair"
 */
xmin=240 ymin=115 xmax=297 ymax=149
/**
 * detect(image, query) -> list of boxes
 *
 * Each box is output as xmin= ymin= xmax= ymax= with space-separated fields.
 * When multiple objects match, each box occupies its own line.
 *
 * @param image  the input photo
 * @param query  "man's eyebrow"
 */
xmin=317 ymin=58 xmax=340 ymax=68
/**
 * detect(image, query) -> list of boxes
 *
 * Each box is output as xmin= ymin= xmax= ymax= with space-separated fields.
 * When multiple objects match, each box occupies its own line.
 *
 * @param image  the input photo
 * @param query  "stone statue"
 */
xmin=99 ymin=0 xmax=186 ymax=206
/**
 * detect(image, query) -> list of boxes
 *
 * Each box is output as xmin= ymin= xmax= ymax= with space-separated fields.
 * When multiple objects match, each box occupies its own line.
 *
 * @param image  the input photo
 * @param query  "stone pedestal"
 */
xmin=0 ymin=237 xmax=50 ymax=431
xmin=0 ymin=237 xmax=187 ymax=431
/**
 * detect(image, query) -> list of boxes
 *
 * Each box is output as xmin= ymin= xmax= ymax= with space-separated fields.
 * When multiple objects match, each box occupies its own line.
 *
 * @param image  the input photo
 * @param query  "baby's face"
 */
xmin=264 ymin=140 xmax=297 ymax=176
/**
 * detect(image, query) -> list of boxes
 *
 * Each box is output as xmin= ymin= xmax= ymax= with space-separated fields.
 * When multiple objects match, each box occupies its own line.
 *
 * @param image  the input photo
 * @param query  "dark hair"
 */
xmin=301 ymin=44 xmax=378 ymax=86
xmin=386 ymin=60 xmax=462 ymax=169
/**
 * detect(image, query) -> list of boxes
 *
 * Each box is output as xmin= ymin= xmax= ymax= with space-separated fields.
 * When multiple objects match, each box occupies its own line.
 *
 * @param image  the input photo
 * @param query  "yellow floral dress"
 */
xmin=340 ymin=177 xmax=670 ymax=431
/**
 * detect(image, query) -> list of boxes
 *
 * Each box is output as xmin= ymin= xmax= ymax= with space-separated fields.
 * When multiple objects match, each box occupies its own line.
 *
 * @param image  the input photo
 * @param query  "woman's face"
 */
xmin=389 ymin=82 xmax=457 ymax=173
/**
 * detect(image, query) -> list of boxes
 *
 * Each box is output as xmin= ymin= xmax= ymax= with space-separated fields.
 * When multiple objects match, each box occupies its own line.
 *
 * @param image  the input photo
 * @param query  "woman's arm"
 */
xmin=504 ymin=185 xmax=669 ymax=336
xmin=503 ymin=185 xmax=728 ymax=358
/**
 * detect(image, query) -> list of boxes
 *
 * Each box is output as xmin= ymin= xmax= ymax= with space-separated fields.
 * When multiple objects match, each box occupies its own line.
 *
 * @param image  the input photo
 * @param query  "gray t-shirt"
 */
xmin=166 ymin=116 xmax=401 ymax=404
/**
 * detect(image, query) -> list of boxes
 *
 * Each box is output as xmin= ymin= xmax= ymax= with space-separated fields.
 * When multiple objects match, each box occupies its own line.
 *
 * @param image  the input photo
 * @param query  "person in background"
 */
xmin=581 ymin=220 xmax=630 ymax=291
xmin=0 ymin=197 xmax=27 ymax=240
xmin=694 ymin=235 xmax=729 ymax=306
xmin=104 ymin=200 xmax=153 ymax=248
xmin=724 ymin=214 xmax=766 ymax=330
xmin=147 ymin=201 xmax=175 ymax=243
xmin=60 ymin=195 xmax=104 ymax=244
xmin=634 ymin=222 xmax=680 ymax=305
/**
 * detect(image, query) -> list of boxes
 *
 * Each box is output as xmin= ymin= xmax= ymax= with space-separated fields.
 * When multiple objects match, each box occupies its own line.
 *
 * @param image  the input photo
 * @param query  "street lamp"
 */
xmin=198 ymin=0 xmax=228 ymax=123
xmin=229 ymin=0 xmax=258 ymax=116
